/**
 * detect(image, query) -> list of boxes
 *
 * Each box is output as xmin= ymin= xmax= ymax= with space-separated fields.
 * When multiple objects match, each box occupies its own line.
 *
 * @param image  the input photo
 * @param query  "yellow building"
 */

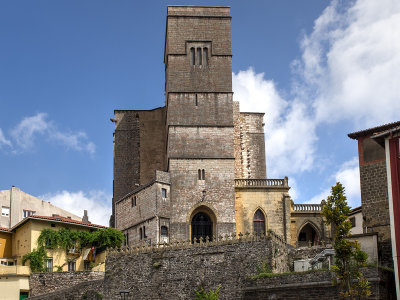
xmin=0 ymin=215 xmax=107 ymax=300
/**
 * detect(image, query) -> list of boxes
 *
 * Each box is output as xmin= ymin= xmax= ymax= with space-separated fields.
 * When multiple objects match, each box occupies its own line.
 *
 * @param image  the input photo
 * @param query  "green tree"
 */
xmin=322 ymin=182 xmax=371 ymax=299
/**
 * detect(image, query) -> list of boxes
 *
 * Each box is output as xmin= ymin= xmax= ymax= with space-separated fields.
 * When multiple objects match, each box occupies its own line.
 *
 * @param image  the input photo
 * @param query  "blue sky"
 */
xmin=0 ymin=0 xmax=399 ymax=226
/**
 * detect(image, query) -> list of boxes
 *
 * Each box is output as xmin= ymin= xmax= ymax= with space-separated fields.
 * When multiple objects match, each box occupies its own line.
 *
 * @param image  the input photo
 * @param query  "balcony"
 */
xmin=235 ymin=177 xmax=289 ymax=189
xmin=0 ymin=265 xmax=30 ymax=276
xmin=293 ymin=204 xmax=322 ymax=212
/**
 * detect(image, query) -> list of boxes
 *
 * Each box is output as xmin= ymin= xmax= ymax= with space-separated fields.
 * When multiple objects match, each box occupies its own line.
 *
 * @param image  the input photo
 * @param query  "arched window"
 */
xmin=203 ymin=47 xmax=208 ymax=66
xmin=190 ymin=47 xmax=195 ymax=66
xmin=253 ymin=209 xmax=265 ymax=236
xmin=197 ymin=47 xmax=202 ymax=65
xmin=161 ymin=226 xmax=168 ymax=237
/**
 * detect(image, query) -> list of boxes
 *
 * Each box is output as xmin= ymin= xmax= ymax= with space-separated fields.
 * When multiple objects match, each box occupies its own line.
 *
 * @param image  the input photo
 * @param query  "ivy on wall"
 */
xmin=23 ymin=227 xmax=124 ymax=272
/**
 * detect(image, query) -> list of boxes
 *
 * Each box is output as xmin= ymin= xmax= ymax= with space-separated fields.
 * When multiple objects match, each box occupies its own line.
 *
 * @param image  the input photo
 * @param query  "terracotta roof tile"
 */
xmin=29 ymin=215 xmax=107 ymax=229
xmin=0 ymin=226 xmax=11 ymax=232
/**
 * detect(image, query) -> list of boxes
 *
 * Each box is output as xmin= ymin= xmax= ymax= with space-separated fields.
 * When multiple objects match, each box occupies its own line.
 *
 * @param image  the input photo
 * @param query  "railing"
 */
xmin=293 ymin=204 xmax=322 ymax=212
xmin=235 ymin=177 xmax=288 ymax=188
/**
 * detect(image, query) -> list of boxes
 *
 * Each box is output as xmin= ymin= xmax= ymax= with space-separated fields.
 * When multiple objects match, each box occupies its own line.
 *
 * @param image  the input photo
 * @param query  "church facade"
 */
xmin=111 ymin=6 xmax=329 ymax=247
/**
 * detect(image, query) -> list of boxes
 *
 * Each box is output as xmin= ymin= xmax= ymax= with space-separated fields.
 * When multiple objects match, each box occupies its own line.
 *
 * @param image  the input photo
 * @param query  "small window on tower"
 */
xmin=190 ymin=47 xmax=195 ymax=66
xmin=197 ymin=47 xmax=202 ymax=66
xmin=161 ymin=188 xmax=167 ymax=202
xmin=203 ymin=48 xmax=208 ymax=66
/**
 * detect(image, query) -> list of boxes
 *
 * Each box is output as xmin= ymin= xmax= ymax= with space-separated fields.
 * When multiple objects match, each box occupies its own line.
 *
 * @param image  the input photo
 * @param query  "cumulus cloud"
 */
xmin=234 ymin=0 xmax=398 ymax=203
xmin=40 ymin=190 xmax=111 ymax=227
xmin=0 ymin=128 xmax=12 ymax=148
xmin=8 ymin=113 xmax=95 ymax=155
xmin=233 ymin=69 xmax=318 ymax=177
xmin=296 ymin=0 xmax=400 ymax=127
xmin=307 ymin=157 xmax=361 ymax=208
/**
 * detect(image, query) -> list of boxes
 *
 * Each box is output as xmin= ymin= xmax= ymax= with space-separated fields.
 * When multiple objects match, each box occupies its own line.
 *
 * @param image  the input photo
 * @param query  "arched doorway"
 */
xmin=191 ymin=212 xmax=213 ymax=242
xmin=298 ymin=223 xmax=319 ymax=247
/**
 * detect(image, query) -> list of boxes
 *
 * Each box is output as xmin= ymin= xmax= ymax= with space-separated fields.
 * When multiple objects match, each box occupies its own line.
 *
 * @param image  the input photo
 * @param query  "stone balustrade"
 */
xmin=293 ymin=204 xmax=322 ymax=212
xmin=235 ymin=177 xmax=288 ymax=188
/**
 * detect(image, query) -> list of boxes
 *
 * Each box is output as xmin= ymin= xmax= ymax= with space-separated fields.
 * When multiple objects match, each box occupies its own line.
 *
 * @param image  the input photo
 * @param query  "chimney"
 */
xmin=82 ymin=210 xmax=90 ymax=223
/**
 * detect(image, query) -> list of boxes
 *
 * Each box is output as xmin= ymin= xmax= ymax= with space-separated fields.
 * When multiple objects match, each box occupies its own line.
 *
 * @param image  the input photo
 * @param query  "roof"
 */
xmin=12 ymin=215 xmax=107 ymax=231
xmin=350 ymin=206 xmax=362 ymax=215
xmin=348 ymin=121 xmax=400 ymax=139
xmin=0 ymin=226 xmax=11 ymax=233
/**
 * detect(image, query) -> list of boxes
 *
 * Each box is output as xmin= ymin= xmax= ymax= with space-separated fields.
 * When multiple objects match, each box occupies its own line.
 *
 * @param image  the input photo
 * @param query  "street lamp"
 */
xmin=119 ymin=290 xmax=130 ymax=300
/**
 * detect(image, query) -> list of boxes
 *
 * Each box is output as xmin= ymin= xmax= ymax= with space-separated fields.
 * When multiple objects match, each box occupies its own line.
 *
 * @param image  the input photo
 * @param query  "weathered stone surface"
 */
xmin=29 ymin=271 xmax=104 ymax=297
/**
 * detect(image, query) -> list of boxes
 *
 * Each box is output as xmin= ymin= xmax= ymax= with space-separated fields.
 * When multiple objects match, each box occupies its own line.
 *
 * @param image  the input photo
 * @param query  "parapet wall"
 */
xmin=102 ymin=234 xmax=289 ymax=300
xmin=29 ymin=271 xmax=104 ymax=297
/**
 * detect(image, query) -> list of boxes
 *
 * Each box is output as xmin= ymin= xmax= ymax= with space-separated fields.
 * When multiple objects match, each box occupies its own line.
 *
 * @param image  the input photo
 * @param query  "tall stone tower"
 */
xmin=165 ymin=6 xmax=236 ymax=240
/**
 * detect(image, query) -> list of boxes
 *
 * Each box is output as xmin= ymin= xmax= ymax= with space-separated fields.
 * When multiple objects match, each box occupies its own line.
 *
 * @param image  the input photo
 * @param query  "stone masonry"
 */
xmin=113 ymin=5 xmax=327 ymax=250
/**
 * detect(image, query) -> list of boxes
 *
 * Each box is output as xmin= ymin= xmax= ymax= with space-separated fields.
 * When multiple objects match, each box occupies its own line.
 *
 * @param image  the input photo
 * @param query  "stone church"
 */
xmin=111 ymin=6 xmax=329 ymax=248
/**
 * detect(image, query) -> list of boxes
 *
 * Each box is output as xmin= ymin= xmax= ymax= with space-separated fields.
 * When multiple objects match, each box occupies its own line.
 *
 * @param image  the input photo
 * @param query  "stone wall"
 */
xmin=28 ymin=279 xmax=104 ymax=300
xmin=243 ymin=267 xmax=396 ymax=300
xmin=112 ymin=107 xmax=167 ymax=226
xmin=168 ymin=158 xmax=236 ymax=241
xmin=115 ymin=171 xmax=171 ymax=245
xmin=165 ymin=7 xmax=232 ymax=93
xmin=29 ymin=271 xmax=104 ymax=297
xmin=101 ymin=236 xmax=289 ymax=300
xmin=360 ymin=160 xmax=393 ymax=266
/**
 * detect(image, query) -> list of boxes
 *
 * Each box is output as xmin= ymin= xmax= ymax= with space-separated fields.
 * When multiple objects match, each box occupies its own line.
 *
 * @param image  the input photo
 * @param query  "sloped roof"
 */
xmin=0 ymin=226 xmax=11 ymax=233
xmin=12 ymin=215 xmax=107 ymax=231
xmin=348 ymin=121 xmax=400 ymax=139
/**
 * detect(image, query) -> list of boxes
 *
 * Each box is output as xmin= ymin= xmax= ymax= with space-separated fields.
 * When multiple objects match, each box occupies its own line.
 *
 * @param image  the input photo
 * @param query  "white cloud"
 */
xmin=233 ymin=69 xmax=318 ymax=177
xmin=40 ymin=190 xmax=111 ymax=227
xmin=297 ymin=0 xmax=400 ymax=127
xmin=8 ymin=113 xmax=95 ymax=155
xmin=0 ymin=128 xmax=12 ymax=148
xmin=10 ymin=113 xmax=49 ymax=149
xmin=306 ymin=157 xmax=361 ymax=208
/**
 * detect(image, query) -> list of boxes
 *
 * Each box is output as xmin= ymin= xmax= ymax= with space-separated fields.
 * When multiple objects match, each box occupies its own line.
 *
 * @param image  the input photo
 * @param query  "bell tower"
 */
xmin=164 ymin=6 xmax=236 ymax=240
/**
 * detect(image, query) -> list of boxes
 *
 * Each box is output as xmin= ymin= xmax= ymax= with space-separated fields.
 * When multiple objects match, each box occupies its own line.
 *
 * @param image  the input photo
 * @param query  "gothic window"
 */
xmin=161 ymin=226 xmax=168 ymax=237
xmin=197 ymin=47 xmax=202 ymax=65
xmin=190 ymin=47 xmax=195 ymax=66
xmin=253 ymin=209 xmax=265 ymax=236
xmin=203 ymin=47 xmax=208 ymax=66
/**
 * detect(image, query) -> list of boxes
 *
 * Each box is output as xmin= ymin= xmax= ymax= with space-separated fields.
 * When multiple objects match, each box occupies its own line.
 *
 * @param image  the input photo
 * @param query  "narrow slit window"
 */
xmin=140 ymin=228 xmax=143 ymax=240
xmin=195 ymin=94 xmax=198 ymax=106
xmin=132 ymin=196 xmax=136 ymax=207
xmin=198 ymin=169 xmax=202 ymax=180
xmin=190 ymin=47 xmax=195 ymax=66
xmin=201 ymin=169 xmax=205 ymax=180
xmin=197 ymin=47 xmax=202 ymax=65
xmin=203 ymin=48 xmax=208 ymax=66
